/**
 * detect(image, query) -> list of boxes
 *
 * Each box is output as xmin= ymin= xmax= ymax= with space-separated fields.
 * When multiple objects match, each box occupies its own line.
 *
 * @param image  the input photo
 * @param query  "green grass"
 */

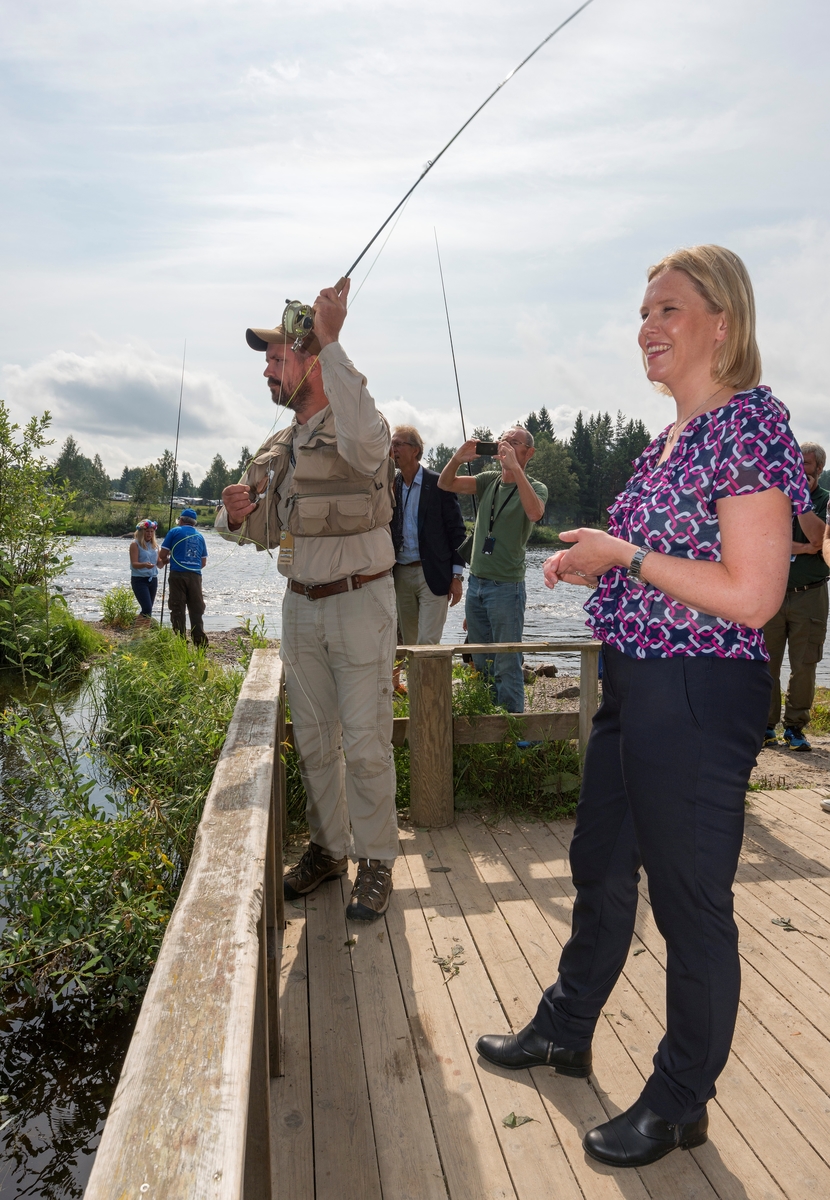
xmin=0 ymin=586 xmax=104 ymax=677
xmin=808 ymin=686 xmax=830 ymax=735
xmin=58 ymin=501 xmax=217 ymax=538
xmin=101 ymin=583 xmax=139 ymax=629
xmin=0 ymin=629 xmax=243 ymax=1015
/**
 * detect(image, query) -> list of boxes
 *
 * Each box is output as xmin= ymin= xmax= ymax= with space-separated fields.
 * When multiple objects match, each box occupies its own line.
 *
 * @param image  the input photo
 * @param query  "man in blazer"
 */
xmin=390 ymin=425 xmax=466 ymax=647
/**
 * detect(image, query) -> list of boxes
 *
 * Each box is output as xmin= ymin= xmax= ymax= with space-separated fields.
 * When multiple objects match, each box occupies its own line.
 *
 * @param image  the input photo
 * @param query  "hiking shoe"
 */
xmin=283 ymin=842 xmax=348 ymax=900
xmin=784 ymin=726 xmax=811 ymax=752
xmin=347 ymin=859 xmax=393 ymax=922
xmin=763 ymin=727 xmax=780 ymax=748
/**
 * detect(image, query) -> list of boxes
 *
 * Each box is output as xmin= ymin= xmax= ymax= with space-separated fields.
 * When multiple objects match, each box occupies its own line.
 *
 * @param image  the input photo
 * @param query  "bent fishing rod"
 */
xmin=159 ymin=340 xmax=186 ymax=628
xmin=281 ymin=0 xmax=595 ymax=346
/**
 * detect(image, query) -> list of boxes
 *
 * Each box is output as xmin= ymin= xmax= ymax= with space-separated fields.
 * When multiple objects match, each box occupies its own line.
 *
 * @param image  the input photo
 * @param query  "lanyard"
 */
xmin=401 ymin=474 xmax=419 ymax=516
xmin=488 ymin=483 xmax=517 ymax=535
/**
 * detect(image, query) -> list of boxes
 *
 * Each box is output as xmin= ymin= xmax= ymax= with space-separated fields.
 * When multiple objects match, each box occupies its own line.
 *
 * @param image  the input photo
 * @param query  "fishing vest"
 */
xmin=227 ymin=407 xmax=395 ymax=551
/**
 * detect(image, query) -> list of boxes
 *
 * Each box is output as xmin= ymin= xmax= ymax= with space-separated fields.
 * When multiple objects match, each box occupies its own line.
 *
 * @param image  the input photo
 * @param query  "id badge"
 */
xmin=482 ymin=536 xmax=496 ymax=555
xmin=279 ymin=530 xmax=295 ymax=565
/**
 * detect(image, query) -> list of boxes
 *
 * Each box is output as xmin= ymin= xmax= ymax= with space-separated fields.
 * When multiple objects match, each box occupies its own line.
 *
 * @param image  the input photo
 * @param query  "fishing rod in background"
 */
xmin=434 ymin=229 xmax=477 ymax=516
xmin=159 ymin=341 xmax=186 ymax=627
xmin=279 ymin=0 xmax=596 ymax=348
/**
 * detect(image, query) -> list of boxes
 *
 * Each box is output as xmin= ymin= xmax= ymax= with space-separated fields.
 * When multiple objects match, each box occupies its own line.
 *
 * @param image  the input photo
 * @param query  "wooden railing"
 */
xmin=285 ymin=639 xmax=602 ymax=828
xmin=84 ymin=648 xmax=286 ymax=1200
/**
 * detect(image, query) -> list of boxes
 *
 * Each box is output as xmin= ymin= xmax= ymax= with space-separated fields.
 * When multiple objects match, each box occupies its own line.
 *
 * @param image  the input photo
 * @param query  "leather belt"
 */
xmin=396 ymin=560 xmax=422 ymax=567
xmin=288 ymin=568 xmax=393 ymax=601
xmin=787 ymin=579 xmax=828 ymax=594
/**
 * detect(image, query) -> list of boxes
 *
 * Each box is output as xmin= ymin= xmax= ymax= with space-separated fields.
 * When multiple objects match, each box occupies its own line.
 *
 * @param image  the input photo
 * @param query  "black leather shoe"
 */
xmin=583 ymin=1097 xmax=708 ymax=1167
xmin=476 ymin=1023 xmax=591 ymax=1077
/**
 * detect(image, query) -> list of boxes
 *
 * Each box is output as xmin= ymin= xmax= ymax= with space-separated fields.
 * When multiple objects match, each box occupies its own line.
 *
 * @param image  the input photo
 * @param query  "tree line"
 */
xmin=52 ymin=406 xmax=651 ymax=528
xmin=424 ymin=406 xmax=651 ymax=527
xmin=52 ymin=439 xmax=254 ymax=508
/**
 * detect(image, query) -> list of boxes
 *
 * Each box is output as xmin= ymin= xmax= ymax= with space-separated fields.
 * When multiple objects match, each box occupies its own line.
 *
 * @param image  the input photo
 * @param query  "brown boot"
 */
xmin=283 ymin=842 xmax=348 ymax=900
xmin=347 ymin=859 xmax=393 ymax=922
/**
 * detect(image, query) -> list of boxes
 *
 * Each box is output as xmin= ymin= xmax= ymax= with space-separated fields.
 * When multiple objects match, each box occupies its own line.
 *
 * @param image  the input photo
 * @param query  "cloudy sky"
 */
xmin=2 ymin=0 xmax=828 ymax=484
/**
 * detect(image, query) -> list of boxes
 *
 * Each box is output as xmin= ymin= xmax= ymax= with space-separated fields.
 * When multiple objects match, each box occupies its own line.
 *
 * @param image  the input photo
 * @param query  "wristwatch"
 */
xmin=627 ymin=546 xmax=652 ymax=584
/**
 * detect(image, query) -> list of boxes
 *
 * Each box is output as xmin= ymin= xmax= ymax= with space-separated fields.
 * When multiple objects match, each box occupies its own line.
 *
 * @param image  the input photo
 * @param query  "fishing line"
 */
xmin=282 ymin=0 xmax=595 ymax=348
xmin=348 ymin=196 xmax=412 ymax=308
xmin=340 ymin=0 xmax=595 ymax=282
xmin=160 ymin=341 xmax=186 ymax=628
xmin=434 ymin=229 xmax=477 ymax=517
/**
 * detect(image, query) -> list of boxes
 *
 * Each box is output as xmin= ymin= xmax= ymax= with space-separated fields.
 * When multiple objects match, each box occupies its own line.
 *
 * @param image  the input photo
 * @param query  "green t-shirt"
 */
xmin=469 ymin=471 xmax=548 ymax=582
xmin=788 ymin=484 xmax=829 ymax=589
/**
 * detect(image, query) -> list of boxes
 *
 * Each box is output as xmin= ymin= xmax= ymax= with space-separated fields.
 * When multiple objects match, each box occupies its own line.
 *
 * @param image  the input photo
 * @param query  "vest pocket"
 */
xmin=336 ymin=495 xmax=372 ymax=531
xmin=294 ymin=497 xmax=331 ymax=535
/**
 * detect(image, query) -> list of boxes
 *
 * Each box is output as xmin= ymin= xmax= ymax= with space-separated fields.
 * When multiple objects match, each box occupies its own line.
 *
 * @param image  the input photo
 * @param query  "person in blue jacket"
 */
xmin=158 ymin=508 xmax=209 ymax=646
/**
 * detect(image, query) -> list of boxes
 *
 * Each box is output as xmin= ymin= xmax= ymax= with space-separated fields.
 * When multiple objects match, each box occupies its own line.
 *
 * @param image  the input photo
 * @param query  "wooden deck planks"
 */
xmin=271 ymin=903 xmax=314 ymax=1200
xmin=270 ymin=789 xmax=830 ymax=1200
xmin=306 ymin=877 xmax=382 ymax=1200
xmin=344 ymin=862 xmax=448 ymax=1200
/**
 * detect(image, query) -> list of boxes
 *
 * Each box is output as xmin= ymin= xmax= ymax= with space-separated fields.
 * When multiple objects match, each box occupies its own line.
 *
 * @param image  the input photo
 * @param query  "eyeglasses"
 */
xmin=391 ymin=440 xmax=416 ymax=449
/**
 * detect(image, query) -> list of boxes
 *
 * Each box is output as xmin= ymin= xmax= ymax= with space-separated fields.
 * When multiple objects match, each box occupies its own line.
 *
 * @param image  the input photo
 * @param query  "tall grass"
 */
xmin=100 ymin=583 xmax=139 ymax=629
xmin=0 ymin=630 xmax=243 ymax=1015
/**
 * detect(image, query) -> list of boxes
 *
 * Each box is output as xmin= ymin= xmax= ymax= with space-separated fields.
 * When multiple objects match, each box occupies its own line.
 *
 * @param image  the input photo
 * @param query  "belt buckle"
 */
xmin=304 ymin=583 xmax=316 ymax=600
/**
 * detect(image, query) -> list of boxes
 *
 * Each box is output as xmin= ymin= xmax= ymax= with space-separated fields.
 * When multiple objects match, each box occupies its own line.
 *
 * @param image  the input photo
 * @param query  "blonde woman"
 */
xmin=477 ymin=246 xmax=812 ymax=1167
xmin=129 ymin=519 xmax=159 ymax=620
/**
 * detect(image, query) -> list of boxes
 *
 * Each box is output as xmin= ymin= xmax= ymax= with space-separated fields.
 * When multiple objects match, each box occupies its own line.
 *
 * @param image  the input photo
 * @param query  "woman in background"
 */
xmin=476 ymin=245 xmax=811 ymax=1167
xmin=129 ymin=519 xmax=159 ymax=622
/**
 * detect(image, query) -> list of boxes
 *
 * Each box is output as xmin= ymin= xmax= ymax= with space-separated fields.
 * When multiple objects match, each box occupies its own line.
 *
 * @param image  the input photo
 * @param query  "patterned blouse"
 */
xmin=584 ymin=387 xmax=812 ymax=660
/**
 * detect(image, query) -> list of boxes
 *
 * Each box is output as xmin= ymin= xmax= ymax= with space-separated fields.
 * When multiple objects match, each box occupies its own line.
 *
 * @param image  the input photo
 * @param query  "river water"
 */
xmin=58 ymin=534 xmax=830 ymax=683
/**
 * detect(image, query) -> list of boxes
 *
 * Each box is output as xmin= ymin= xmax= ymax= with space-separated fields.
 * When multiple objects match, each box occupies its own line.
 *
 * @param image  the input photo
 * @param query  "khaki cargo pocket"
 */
xmin=335 ymin=495 xmax=371 ymax=532
xmin=294 ymin=497 xmax=331 ymax=535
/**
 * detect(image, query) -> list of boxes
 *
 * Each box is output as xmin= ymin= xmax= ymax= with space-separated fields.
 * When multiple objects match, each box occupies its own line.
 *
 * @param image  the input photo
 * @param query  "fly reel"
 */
xmin=282 ymin=299 xmax=315 ymax=351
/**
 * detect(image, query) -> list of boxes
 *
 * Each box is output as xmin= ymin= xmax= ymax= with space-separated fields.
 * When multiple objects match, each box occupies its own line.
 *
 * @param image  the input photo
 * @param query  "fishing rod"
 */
xmin=159 ymin=340 xmax=186 ymax=628
xmin=434 ymin=229 xmax=477 ymax=517
xmin=281 ymin=0 xmax=595 ymax=347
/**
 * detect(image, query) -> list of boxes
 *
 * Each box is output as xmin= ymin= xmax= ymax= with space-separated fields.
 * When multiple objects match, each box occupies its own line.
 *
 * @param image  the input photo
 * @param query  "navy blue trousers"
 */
xmin=531 ymin=646 xmax=770 ymax=1123
xmin=130 ymin=575 xmax=158 ymax=617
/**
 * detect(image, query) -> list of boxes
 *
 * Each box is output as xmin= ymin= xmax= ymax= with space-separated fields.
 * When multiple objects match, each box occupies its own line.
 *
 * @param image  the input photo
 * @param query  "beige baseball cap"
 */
xmin=245 ymin=322 xmax=321 ymax=356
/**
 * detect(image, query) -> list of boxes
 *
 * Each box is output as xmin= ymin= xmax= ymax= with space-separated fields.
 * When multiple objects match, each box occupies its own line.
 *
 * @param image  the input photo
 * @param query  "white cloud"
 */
xmin=2 ymin=342 xmax=267 ymax=479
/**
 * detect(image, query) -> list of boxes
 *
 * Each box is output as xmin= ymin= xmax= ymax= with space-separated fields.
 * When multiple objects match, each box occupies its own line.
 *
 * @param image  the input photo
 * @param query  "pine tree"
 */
xmin=536 ymin=406 xmax=554 ymax=439
xmin=179 ymin=470 xmax=194 ymax=494
xmin=236 ymin=447 xmax=252 ymax=479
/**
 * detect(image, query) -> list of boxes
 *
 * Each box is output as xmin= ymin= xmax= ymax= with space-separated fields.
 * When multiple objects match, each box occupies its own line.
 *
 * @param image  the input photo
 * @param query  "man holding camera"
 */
xmin=439 ymin=427 xmax=546 ymax=712
xmin=216 ymin=281 xmax=399 ymax=922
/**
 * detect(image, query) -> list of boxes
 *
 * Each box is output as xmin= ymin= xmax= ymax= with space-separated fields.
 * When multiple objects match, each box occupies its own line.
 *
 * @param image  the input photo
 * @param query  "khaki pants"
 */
xmin=281 ymin=575 xmax=398 ymax=863
xmin=764 ymin=582 xmax=829 ymax=730
xmin=167 ymin=571 xmax=208 ymax=646
xmin=393 ymin=562 xmax=449 ymax=644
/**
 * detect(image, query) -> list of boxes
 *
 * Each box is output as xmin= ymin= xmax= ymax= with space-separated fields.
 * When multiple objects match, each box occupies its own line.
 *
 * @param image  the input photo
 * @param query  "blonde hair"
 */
xmin=134 ymin=527 xmax=158 ymax=550
xmin=646 ymin=244 xmax=762 ymax=392
xmin=392 ymin=424 xmax=424 ymax=458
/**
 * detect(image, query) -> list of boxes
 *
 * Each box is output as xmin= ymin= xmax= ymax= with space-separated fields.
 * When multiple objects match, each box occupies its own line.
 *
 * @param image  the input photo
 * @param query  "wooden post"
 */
xmin=579 ymin=645 xmax=600 ymax=756
xmin=407 ymin=649 xmax=454 ymax=827
xmin=244 ymin=904 xmax=273 ymax=1200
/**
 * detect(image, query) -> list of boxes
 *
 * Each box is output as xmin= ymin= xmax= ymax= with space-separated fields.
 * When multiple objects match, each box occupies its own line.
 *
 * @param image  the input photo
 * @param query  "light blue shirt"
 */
xmin=397 ymin=466 xmax=423 ymax=564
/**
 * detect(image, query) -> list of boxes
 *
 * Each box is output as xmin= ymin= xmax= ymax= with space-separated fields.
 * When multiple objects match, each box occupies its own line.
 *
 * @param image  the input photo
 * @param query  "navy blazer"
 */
xmin=391 ymin=466 xmax=467 ymax=596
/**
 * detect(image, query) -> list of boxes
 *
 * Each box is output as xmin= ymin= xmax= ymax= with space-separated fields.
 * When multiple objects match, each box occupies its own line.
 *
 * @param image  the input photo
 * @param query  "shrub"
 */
xmin=0 ymin=630 xmax=243 ymax=1014
xmin=101 ymin=584 xmax=139 ymax=629
xmin=0 ymin=586 xmax=103 ymax=676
